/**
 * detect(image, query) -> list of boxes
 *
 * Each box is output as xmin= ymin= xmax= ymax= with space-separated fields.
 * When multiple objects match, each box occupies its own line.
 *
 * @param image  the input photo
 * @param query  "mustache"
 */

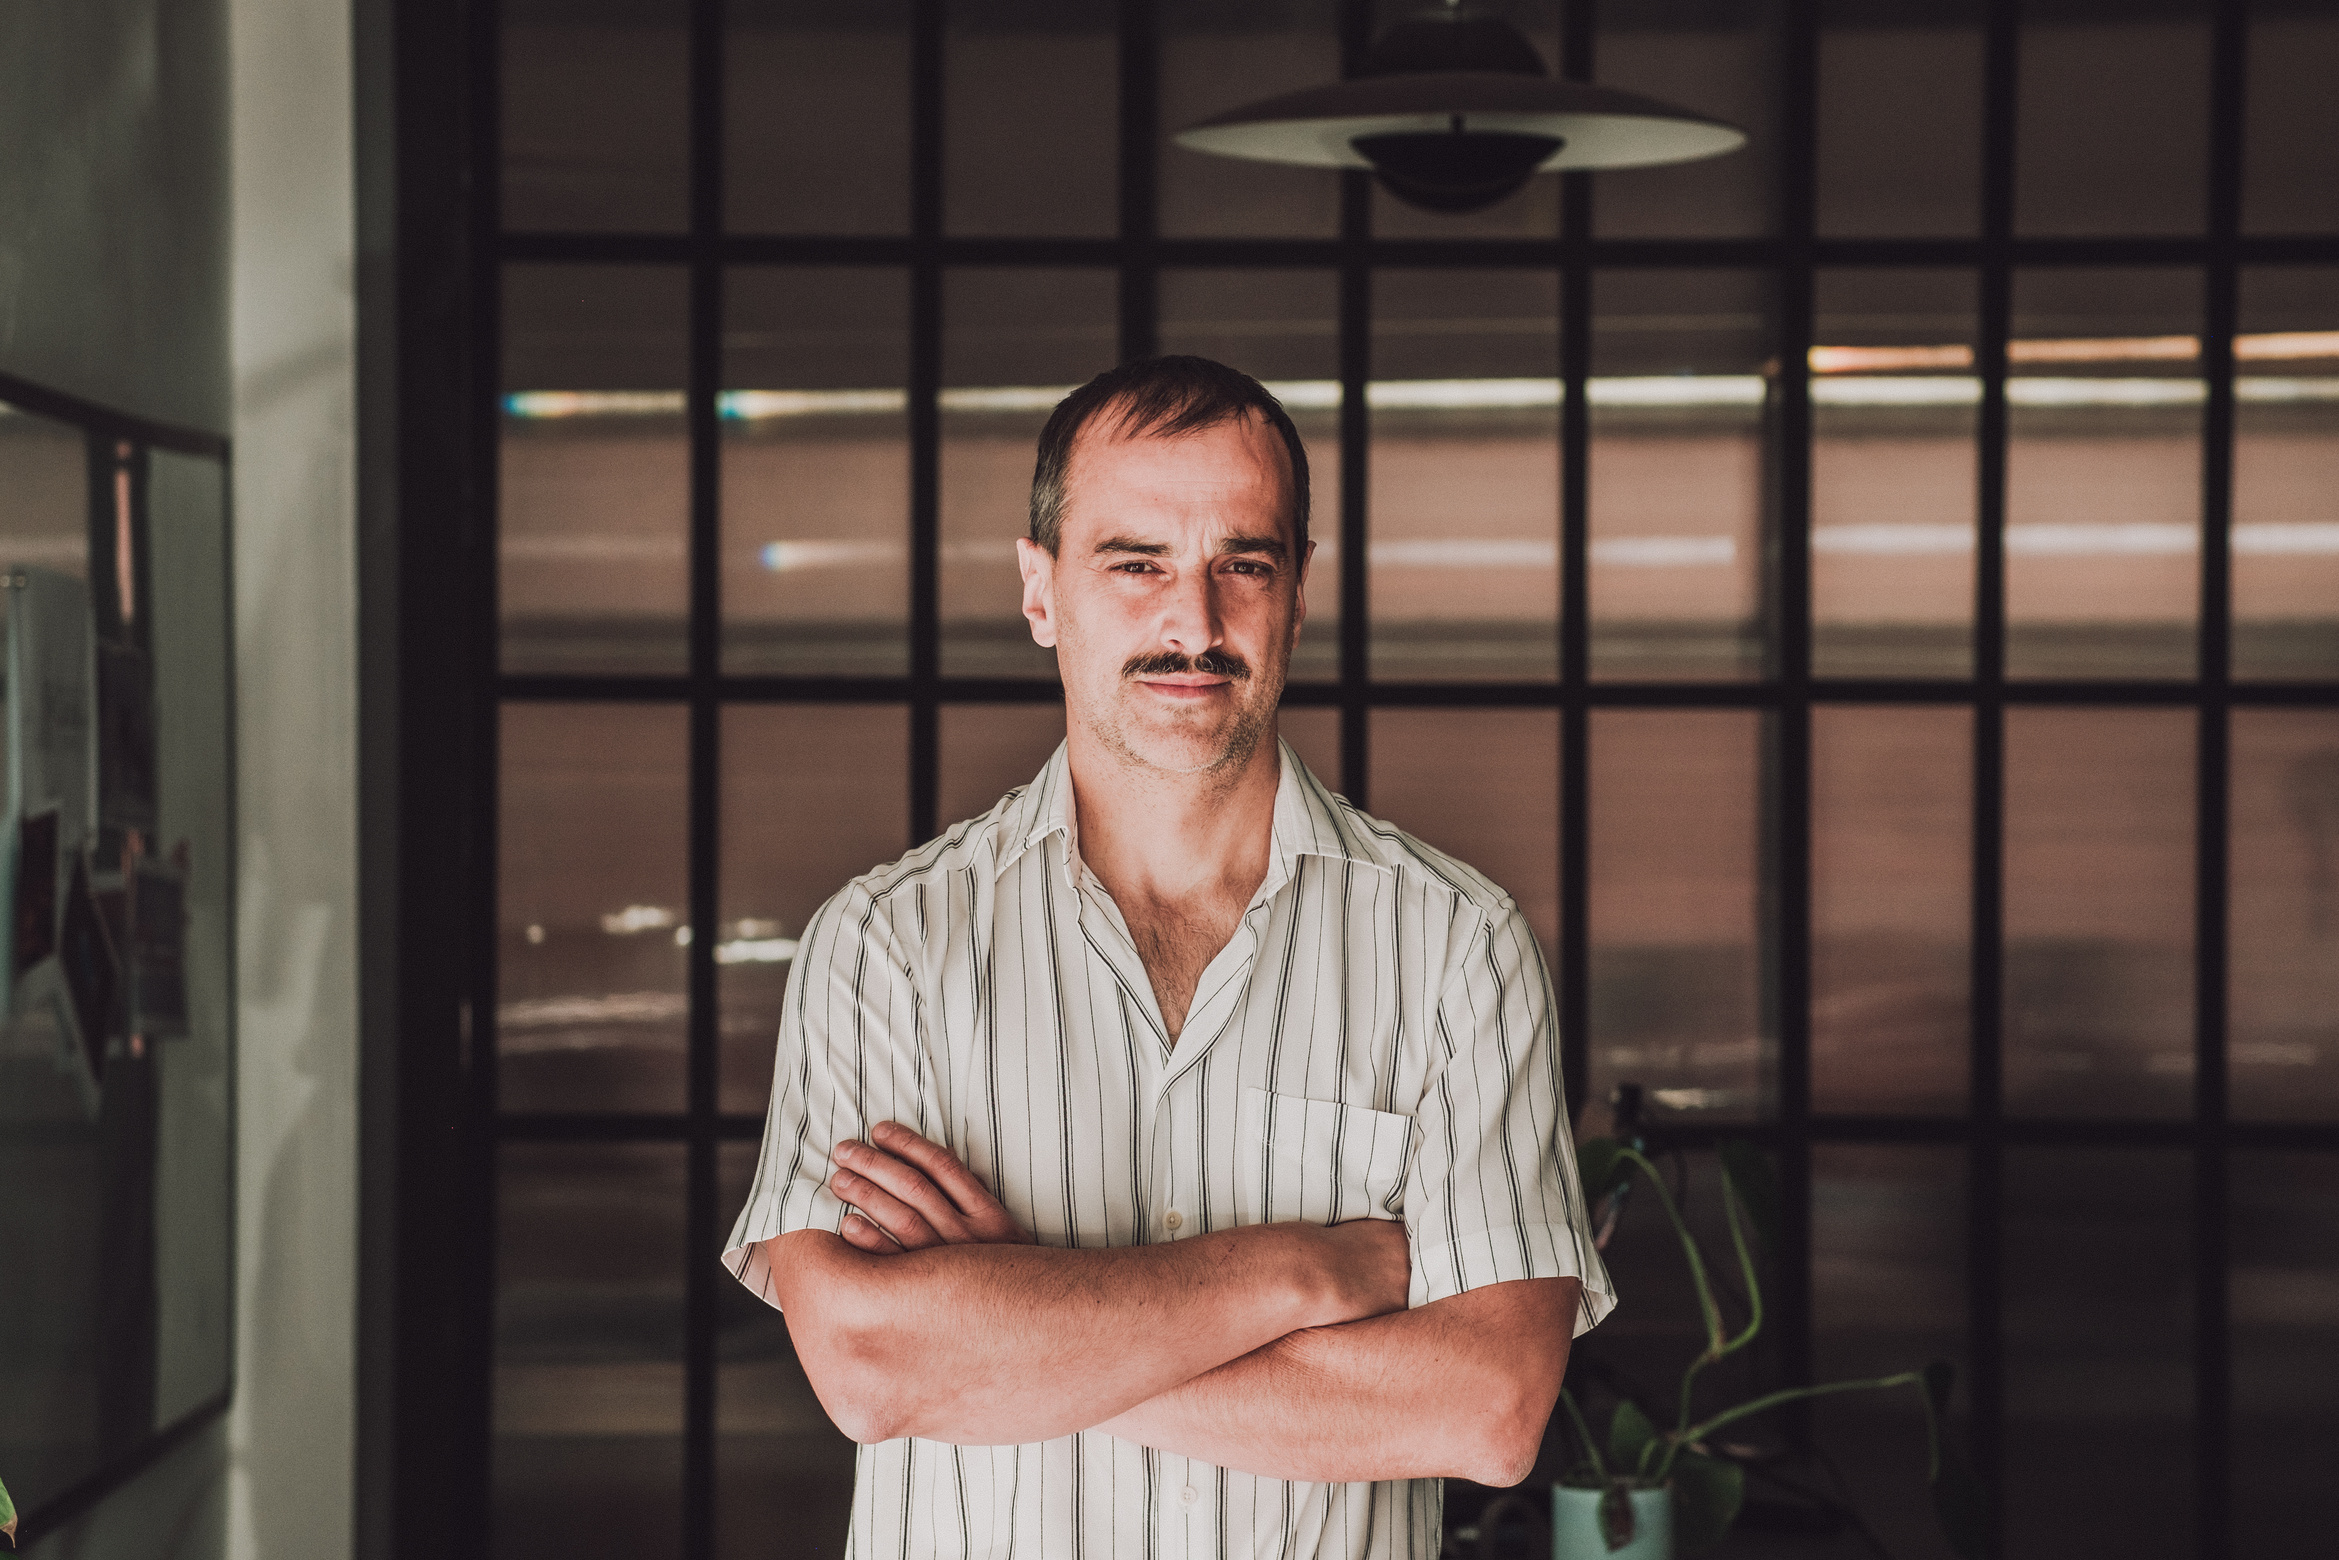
xmin=1122 ymin=649 xmax=1251 ymax=681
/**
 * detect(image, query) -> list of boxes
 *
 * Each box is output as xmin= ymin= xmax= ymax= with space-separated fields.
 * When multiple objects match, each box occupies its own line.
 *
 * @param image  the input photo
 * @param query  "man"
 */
xmin=726 ymin=356 xmax=1614 ymax=1558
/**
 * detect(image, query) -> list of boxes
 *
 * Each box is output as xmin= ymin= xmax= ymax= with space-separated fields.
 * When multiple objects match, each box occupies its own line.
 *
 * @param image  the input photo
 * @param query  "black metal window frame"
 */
xmin=352 ymin=3 xmax=2339 ymax=1558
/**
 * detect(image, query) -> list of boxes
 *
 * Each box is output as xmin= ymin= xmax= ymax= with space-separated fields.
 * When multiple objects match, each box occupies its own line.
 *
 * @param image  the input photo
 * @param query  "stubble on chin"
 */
xmin=1083 ymin=691 xmax=1273 ymax=786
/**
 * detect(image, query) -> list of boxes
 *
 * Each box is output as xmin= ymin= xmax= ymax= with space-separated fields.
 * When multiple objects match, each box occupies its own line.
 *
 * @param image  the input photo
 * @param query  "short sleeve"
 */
xmin=1401 ymin=902 xmax=1616 ymax=1335
xmin=722 ymin=880 xmax=931 ymax=1311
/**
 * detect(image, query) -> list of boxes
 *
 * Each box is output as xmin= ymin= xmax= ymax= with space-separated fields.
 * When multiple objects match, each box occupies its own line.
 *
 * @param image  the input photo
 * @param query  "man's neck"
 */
xmin=1065 ymin=727 xmax=1282 ymax=912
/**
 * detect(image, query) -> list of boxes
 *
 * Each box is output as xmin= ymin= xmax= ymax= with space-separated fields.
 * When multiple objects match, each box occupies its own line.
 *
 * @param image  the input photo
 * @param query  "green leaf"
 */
xmin=1598 ymin=1483 xmax=1638 ymax=1552
xmin=1608 ymin=1399 xmax=1658 ymax=1478
xmin=2 ymin=1466 xmax=15 ymax=1548
xmin=1717 ymin=1140 xmax=1781 ymax=1255
xmin=1670 ymin=1449 xmax=1745 ymax=1557
xmin=1932 ymin=1444 xmax=1992 ymax=1560
xmin=1923 ymin=1359 xmax=1958 ymax=1417
xmin=1577 ymin=1137 xmax=1627 ymax=1206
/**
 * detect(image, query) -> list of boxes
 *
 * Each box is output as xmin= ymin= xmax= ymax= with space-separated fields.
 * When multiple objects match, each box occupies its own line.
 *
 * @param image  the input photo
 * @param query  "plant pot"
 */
xmin=1550 ymin=1485 xmax=1673 ymax=1560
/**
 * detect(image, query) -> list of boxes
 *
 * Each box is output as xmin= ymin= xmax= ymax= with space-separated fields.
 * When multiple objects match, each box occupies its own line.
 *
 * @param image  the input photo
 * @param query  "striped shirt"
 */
xmin=726 ymin=740 xmax=1615 ymax=1560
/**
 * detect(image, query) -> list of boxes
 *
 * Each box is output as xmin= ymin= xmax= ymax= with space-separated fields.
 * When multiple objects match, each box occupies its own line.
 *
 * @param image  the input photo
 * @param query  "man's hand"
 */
xmin=830 ymin=1121 xmax=1034 ymax=1251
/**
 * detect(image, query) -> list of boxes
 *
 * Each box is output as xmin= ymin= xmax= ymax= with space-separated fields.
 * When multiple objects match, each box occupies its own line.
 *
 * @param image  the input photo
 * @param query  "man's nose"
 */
xmin=1156 ymin=563 xmax=1225 ymax=658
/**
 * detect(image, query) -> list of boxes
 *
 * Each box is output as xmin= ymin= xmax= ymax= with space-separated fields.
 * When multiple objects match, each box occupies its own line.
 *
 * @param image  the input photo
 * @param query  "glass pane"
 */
xmin=502 ymin=0 xmax=688 ymax=233
xmin=1158 ymin=3 xmax=1339 ymax=239
xmin=720 ymin=705 xmax=908 ymax=1114
xmin=1818 ymin=0 xmax=1983 ymax=236
xmin=726 ymin=1 xmax=911 ymax=235
xmin=1588 ymin=710 xmax=1765 ymax=1122
xmin=0 ymin=443 xmax=236 ymax=1507
xmin=1596 ymin=0 xmax=1778 ymax=239
xmin=1591 ymin=271 xmax=1772 ymax=681
xmin=2013 ymin=3 xmax=2210 ymax=237
xmin=716 ymin=1144 xmax=854 ymax=1559
xmin=1371 ymin=270 xmax=1558 ymax=683
xmin=2003 ymin=708 xmax=2192 ymax=1118
xmin=145 ymin=452 xmax=236 ymax=1430
xmin=2006 ymin=270 xmax=2201 ymax=680
xmin=1279 ymin=706 xmax=1340 ymax=795
xmin=944 ymin=3 xmax=1114 ymax=236
xmin=722 ymin=267 xmax=911 ymax=676
xmin=1369 ymin=710 xmax=1559 ymax=961
xmin=0 ymin=404 xmax=87 ymax=575
xmin=1158 ymin=269 xmax=1342 ymax=685
xmin=495 ymin=1144 xmax=684 ymax=1560
xmin=1370 ymin=11 xmax=1562 ymax=241
xmin=1812 ymin=1147 xmax=1967 ymax=1560
xmin=2243 ymin=2 xmax=2339 ymax=234
xmin=1812 ymin=269 xmax=1978 ymax=679
xmin=939 ymin=269 xmax=1117 ymax=679
xmin=2230 ymin=710 xmax=2339 ymax=1121
xmin=2233 ymin=267 xmax=2339 ymax=680
xmin=2003 ymin=1149 xmax=2192 ymax=1560
xmin=499 ymin=704 xmax=689 ymax=1113
xmin=937 ymin=703 xmax=1065 ymax=834
xmin=1812 ymin=708 xmax=1969 ymax=1116
xmin=2231 ymin=1151 xmax=2339 ymax=1555
xmin=502 ymin=265 xmax=690 ymax=675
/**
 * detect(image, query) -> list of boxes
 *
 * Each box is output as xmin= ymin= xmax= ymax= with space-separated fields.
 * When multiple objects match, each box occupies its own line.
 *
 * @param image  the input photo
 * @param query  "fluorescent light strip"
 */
xmin=539 ymin=522 xmax=2339 ymax=574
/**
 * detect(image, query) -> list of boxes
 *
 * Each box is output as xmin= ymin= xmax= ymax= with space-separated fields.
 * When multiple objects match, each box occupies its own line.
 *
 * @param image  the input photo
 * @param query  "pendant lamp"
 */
xmin=1172 ymin=3 xmax=1746 ymax=214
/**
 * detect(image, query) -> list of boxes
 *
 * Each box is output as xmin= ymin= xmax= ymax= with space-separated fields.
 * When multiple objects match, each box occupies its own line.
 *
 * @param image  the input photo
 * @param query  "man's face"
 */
xmin=1017 ymin=411 xmax=1312 ymax=780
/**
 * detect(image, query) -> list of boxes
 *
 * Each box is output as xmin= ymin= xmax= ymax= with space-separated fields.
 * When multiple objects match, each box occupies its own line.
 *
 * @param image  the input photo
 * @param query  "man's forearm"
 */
xmin=769 ymin=1223 xmax=1394 ymax=1447
xmin=1092 ymin=1277 xmax=1580 ymax=1487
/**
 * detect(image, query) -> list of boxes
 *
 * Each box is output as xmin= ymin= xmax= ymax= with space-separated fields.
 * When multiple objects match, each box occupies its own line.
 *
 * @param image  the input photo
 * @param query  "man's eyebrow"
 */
xmin=1092 ymin=536 xmax=1170 ymax=556
xmin=1217 ymin=534 xmax=1290 ymax=562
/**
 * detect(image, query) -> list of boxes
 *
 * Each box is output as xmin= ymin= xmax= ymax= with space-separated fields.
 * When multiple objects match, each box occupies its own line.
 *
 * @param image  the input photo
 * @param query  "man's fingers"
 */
xmin=869 ymin=1122 xmax=1029 ymax=1242
xmin=831 ymin=1166 xmax=947 ymax=1250
xmin=836 ymin=1141 xmax=979 ymax=1243
xmin=839 ymin=1212 xmax=901 ymax=1253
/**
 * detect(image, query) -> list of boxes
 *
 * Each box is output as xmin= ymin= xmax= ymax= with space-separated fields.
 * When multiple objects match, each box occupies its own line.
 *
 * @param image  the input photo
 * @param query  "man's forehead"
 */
xmin=1059 ymin=411 xmax=1297 ymax=541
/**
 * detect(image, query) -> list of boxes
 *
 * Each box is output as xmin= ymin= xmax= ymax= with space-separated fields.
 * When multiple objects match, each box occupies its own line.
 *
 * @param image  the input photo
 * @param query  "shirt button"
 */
xmin=1164 ymin=1209 xmax=1184 ymax=1232
xmin=1180 ymin=1485 xmax=1199 ymax=1507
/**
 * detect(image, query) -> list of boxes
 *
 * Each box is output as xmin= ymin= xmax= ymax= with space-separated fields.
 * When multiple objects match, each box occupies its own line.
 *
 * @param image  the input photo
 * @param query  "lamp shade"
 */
xmin=1170 ymin=9 xmax=1746 ymax=211
xmin=1173 ymin=73 xmax=1748 ymax=174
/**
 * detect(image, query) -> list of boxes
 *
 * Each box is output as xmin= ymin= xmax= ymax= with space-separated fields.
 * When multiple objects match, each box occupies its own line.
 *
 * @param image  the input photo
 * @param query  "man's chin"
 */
xmin=1098 ymin=705 xmax=1269 ymax=778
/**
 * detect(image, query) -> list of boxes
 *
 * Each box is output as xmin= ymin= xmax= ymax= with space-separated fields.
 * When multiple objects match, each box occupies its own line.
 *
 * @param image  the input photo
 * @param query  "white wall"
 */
xmin=223 ymin=1 xmax=359 ymax=1558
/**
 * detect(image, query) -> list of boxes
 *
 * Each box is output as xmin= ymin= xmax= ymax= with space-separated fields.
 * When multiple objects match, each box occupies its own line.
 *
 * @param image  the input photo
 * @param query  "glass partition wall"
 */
xmin=0 ymin=387 xmax=235 ymax=1542
xmin=485 ymin=3 xmax=2339 ymax=1558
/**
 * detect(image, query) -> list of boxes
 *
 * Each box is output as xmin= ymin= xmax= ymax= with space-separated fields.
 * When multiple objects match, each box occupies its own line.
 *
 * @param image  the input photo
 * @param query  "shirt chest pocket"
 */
xmin=1234 ymin=1087 xmax=1414 ymax=1228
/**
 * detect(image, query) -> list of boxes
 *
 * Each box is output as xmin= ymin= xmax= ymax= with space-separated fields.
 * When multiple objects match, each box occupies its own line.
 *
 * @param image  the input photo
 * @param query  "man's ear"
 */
xmin=1016 ymin=536 xmax=1058 ymax=648
xmin=1294 ymin=538 xmax=1316 ymax=635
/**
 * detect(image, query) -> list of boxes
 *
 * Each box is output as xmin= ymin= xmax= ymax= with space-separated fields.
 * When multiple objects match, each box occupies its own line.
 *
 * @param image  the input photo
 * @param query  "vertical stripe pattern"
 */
xmin=726 ymin=742 xmax=1615 ymax=1560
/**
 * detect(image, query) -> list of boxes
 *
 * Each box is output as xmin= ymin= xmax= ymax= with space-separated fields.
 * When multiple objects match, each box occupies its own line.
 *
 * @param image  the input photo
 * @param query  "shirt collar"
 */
xmin=992 ymin=736 xmax=1391 ymax=887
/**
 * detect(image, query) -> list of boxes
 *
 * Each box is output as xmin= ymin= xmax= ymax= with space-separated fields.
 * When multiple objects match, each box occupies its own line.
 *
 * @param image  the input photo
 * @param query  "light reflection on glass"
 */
xmin=1590 ymin=272 xmax=1771 ymax=682
xmin=499 ymin=703 xmax=689 ymax=1114
xmin=1812 ymin=707 xmax=1969 ymax=1115
xmin=2233 ymin=269 xmax=2339 ymax=680
xmin=2003 ymin=708 xmax=2192 ymax=1119
xmin=2006 ymin=270 xmax=2201 ymax=680
xmin=1812 ymin=270 xmax=1977 ymax=678
xmin=501 ymin=265 xmax=690 ymax=675
xmin=1588 ymin=709 xmax=1765 ymax=1122
xmin=722 ymin=268 xmax=911 ymax=677
xmin=2229 ymin=710 xmax=2339 ymax=1123
xmin=1371 ymin=270 xmax=1559 ymax=683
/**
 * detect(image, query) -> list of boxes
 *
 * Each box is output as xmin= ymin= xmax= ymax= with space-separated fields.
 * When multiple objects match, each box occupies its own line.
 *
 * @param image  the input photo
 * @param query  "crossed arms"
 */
xmin=753 ymin=1121 xmax=1581 ymax=1488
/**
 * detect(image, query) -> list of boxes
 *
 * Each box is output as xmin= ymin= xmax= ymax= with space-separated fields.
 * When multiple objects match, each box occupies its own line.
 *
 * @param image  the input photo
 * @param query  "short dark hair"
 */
xmin=1028 ymin=355 xmax=1310 ymax=554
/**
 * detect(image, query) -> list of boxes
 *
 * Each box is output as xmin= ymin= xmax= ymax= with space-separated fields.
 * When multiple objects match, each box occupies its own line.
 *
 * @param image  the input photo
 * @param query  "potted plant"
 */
xmin=1553 ymin=1135 xmax=1990 ymax=1559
